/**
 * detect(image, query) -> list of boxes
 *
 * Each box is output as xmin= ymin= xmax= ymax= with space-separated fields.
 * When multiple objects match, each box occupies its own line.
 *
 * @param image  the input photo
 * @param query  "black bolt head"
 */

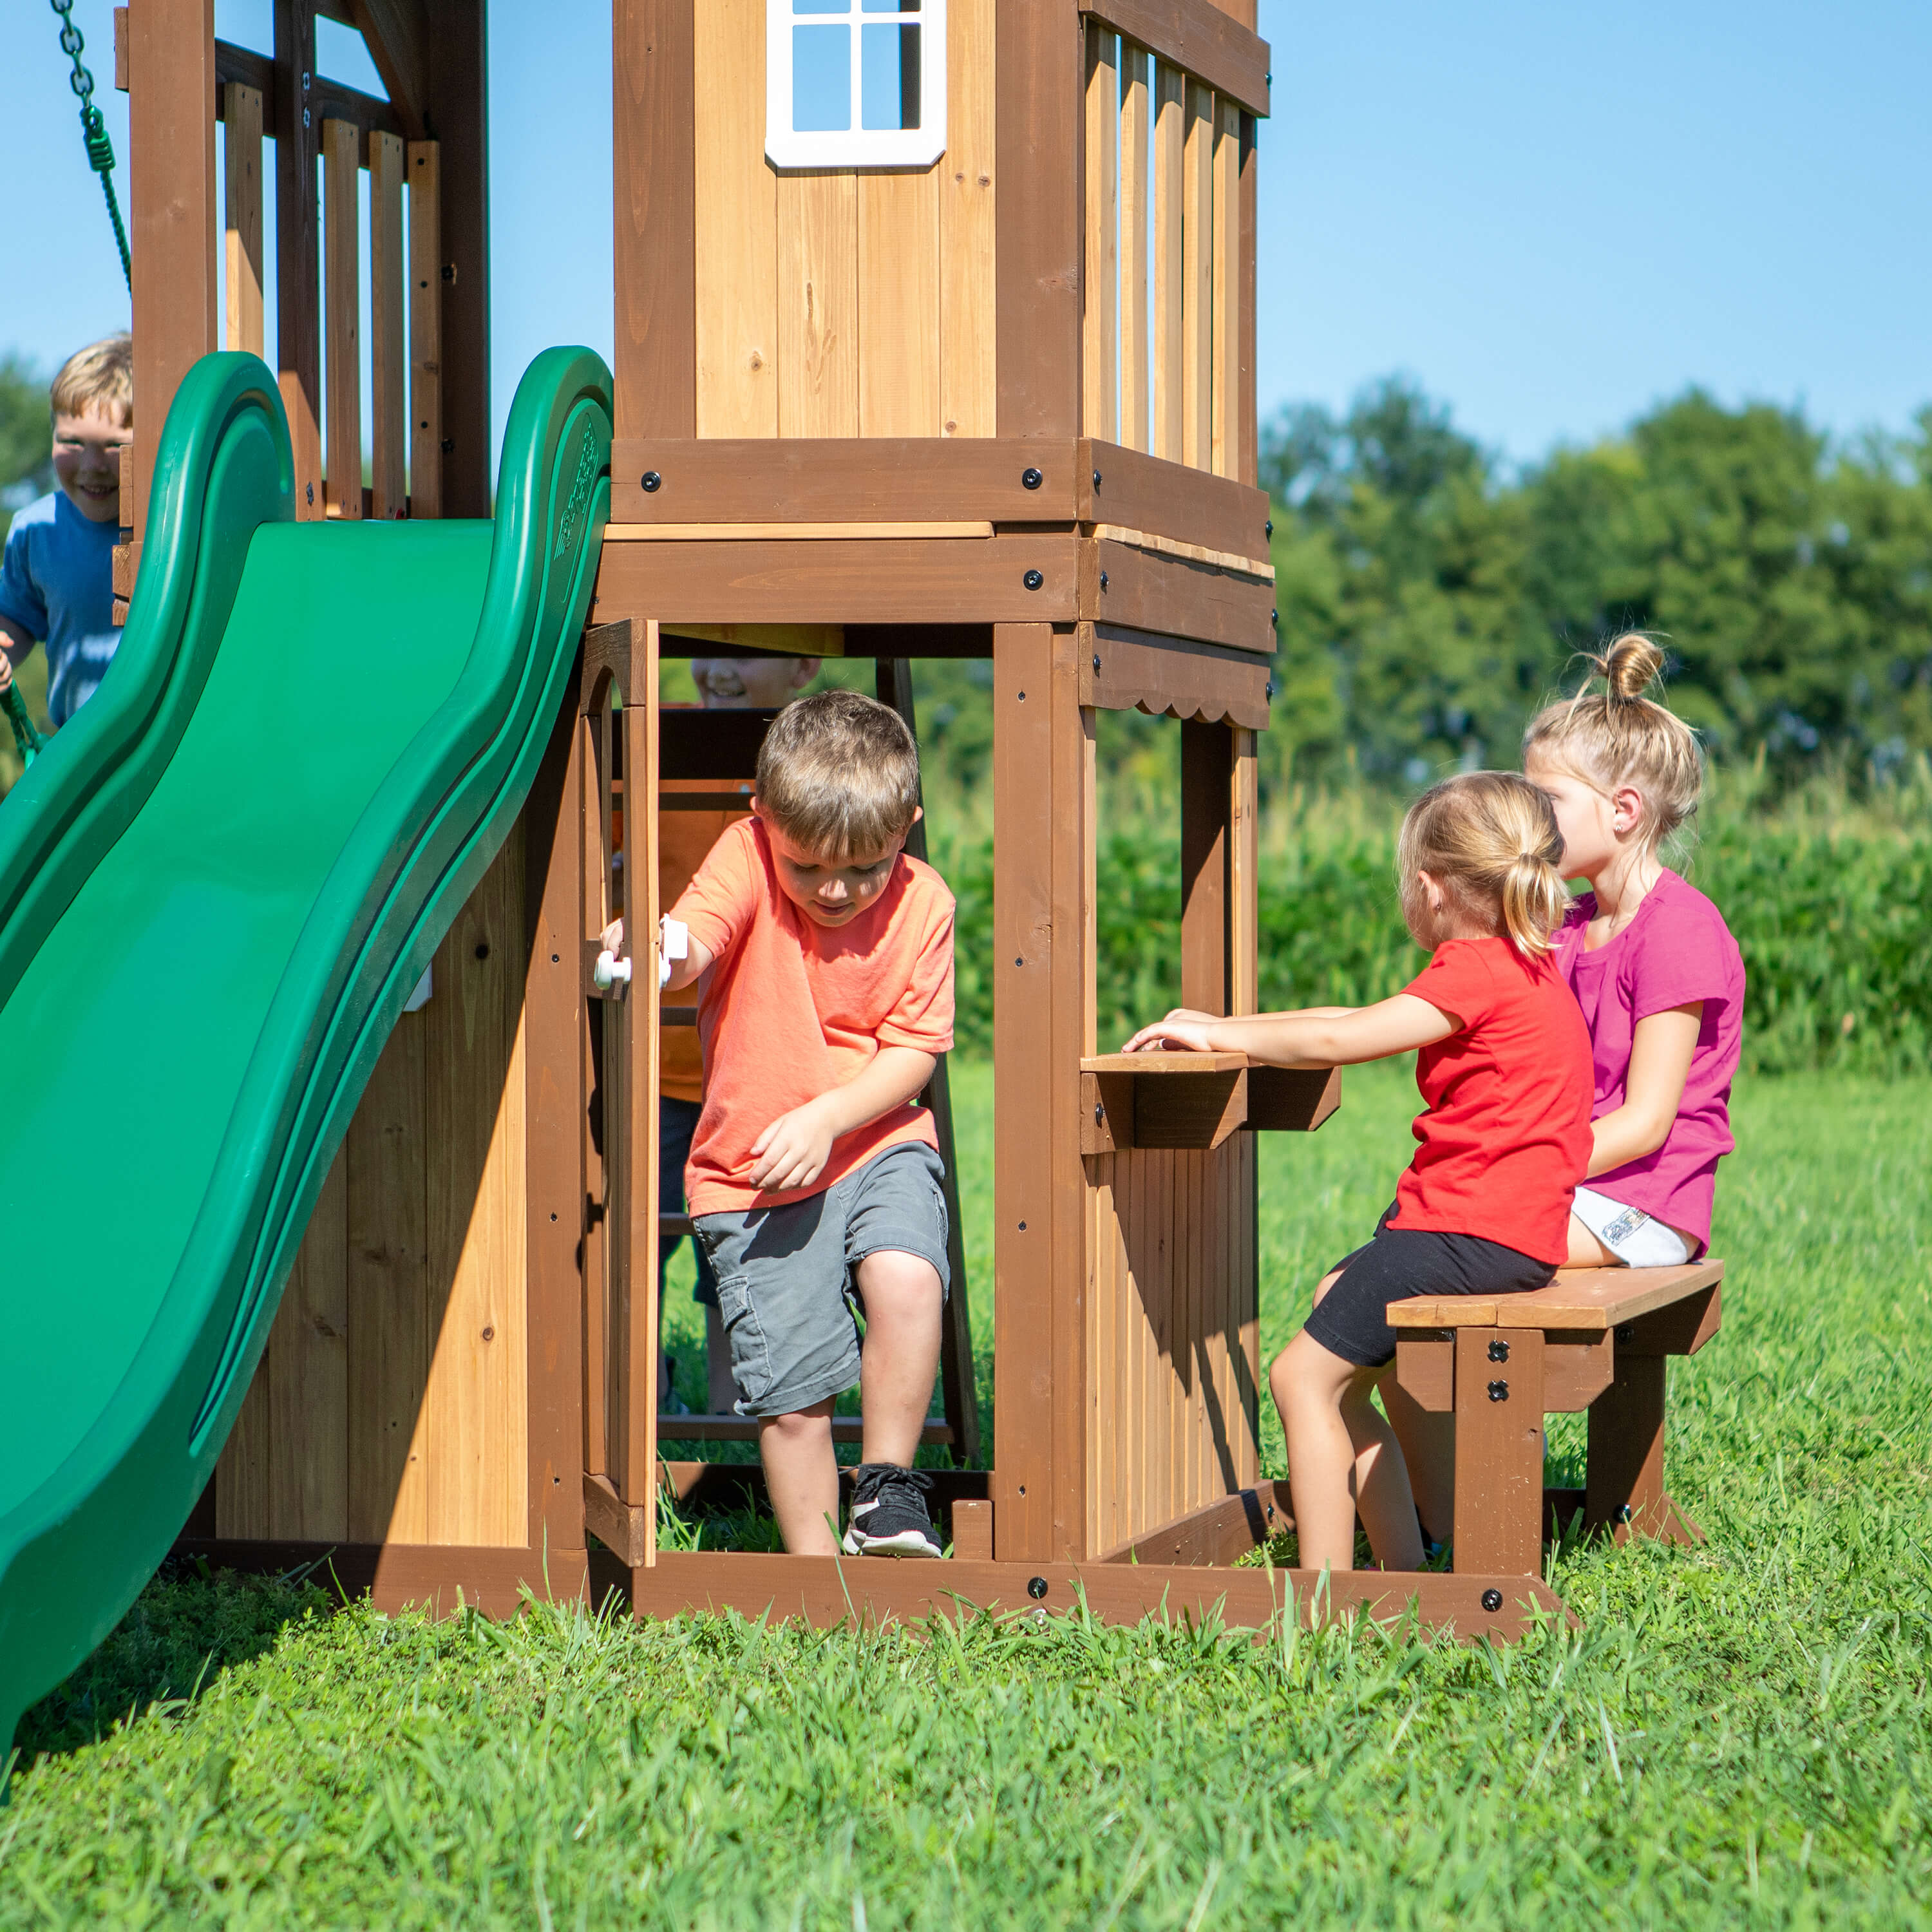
xmin=1092 ymin=469 xmax=1103 ymax=489
xmin=1270 ymin=608 xmax=1279 ymax=625
xmin=1487 ymin=1339 xmax=1510 ymax=1363
xmin=1265 ymin=518 xmax=1274 ymax=538
xmin=1092 ymin=653 xmax=1101 ymax=671
xmin=1024 ymin=569 xmax=1044 ymax=591
xmin=1616 ymin=1504 xmax=1634 ymax=1524
xmin=1027 ymin=1576 xmax=1048 ymax=1600
xmin=1481 ymin=1589 xmax=1502 ymax=1613
xmin=1486 ymin=1379 xmax=1508 ymax=1403
xmin=1022 ymin=467 xmax=1043 ymax=489
xmin=1094 ymin=1103 xmax=1103 ymax=1125
xmin=1099 ymin=571 xmax=1109 ymax=591
xmin=1616 ymin=1323 xmax=1634 ymax=1343
xmin=642 ymin=471 xmax=662 ymax=493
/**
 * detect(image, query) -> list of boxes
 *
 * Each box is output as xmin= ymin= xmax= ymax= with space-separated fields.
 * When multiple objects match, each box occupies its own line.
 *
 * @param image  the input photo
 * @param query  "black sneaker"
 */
xmin=842 ymin=1464 xmax=941 ymax=1558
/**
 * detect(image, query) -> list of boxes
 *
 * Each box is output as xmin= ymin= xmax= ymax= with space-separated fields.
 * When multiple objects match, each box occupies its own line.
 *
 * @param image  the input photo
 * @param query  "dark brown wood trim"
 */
xmin=1097 ymin=1480 xmax=1291 ymax=1565
xmin=626 ymin=1551 xmax=1571 ymax=1640
xmin=613 ymin=0 xmax=697 ymax=439
xmin=592 ymin=535 xmax=1083 ymax=629
xmin=1079 ymin=0 xmax=1271 ymax=117
xmin=170 ymin=1539 xmax=594 ymax=1616
xmin=346 ymin=0 xmax=431 ymax=138
xmin=1079 ymin=440 xmax=1272 ymax=560
xmin=1180 ymin=719 xmax=1233 ymax=1014
xmin=1084 ymin=538 xmax=1276 ymax=653
xmin=997 ymin=0 xmax=1084 ymax=440
xmin=1082 ymin=623 xmax=1272 ymax=728
xmin=524 ymin=688 xmax=585 ymax=1557
xmin=213 ymin=39 xmax=406 ymax=144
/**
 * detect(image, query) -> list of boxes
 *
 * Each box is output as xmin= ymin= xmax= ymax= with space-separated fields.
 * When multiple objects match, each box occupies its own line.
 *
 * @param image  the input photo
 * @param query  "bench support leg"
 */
xmin=1586 ymin=1352 xmax=1698 ymax=1544
xmin=1450 ymin=1327 xmax=1545 ymax=1578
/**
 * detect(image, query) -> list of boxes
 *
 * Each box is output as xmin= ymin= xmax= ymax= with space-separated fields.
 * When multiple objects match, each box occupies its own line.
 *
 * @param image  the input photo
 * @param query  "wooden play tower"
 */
xmin=118 ymin=0 xmax=1715 ymax=1638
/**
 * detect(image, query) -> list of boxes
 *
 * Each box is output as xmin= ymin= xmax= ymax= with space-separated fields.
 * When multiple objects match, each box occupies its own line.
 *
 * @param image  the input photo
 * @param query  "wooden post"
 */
xmin=321 ymin=118 xmax=363 ymax=518
xmin=993 ymin=624 xmax=1090 ymax=1560
xmin=422 ymin=0 xmax=491 ymax=516
xmin=1452 ymin=1328 xmax=1546 ymax=1577
xmin=1236 ymin=113 xmax=1258 ymax=486
xmin=128 ymin=0 xmax=218 ymax=550
xmin=369 ymin=131 xmax=408 ymax=519
xmin=407 ymin=140 xmax=443 ymax=518
xmin=874 ymin=659 xmax=981 ymax=1467
xmin=274 ymin=0 xmax=323 ymax=518
xmin=1586 ymin=1350 xmax=1669 ymax=1542
xmin=222 ymin=81 xmax=265 ymax=358
xmin=613 ymin=0 xmax=697 ymax=441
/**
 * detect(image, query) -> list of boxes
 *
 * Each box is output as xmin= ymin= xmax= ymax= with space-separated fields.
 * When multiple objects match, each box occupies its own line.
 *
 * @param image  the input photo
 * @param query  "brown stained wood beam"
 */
xmin=1386 ymin=1260 xmax=1726 ymax=1336
xmin=1098 ymin=1479 xmax=1291 ymax=1564
xmin=214 ymin=39 xmax=405 ymax=144
xmin=1079 ymin=439 xmax=1272 ymax=564
xmin=1079 ymin=0 xmax=1271 ymax=117
xmin=997 ymin=0 xmax=1084 ymax=440
xmin=1085 ymin=538 xmax=1275 ymax=654
xmin=348 ymin=0 xmax=431 ymax=138
xmin=129 ymin=0 xmax=218 ymax=549
xmin=1083 ymin=623 xmax=1271 ymax=729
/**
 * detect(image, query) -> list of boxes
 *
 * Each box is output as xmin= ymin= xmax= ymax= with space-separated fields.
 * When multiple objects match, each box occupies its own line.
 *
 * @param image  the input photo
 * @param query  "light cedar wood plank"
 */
xmin=1210 ymin=94 xmax=1239 ymax=478
xmin=223 ymin=82 xmax=265 ymax=357
xmin=940 ymin=0 xmax=997 ymax=436
xmin=128 ymin=0 xmax=216 ymax=548
xmin=1082 ymin=24 xmax=1120 ymax=442
xmin=422 ymin=830 xmax=529 ymax=1544
xmin=321 ymin=118 xmax=362 ymax=518
xmin=777 ymin=171 xmax=859 ymax=438
xmin=1077 ymin=0 xmax=1270 ymax=116
xmin=630 ymin=623 xmax=664 ymax=1559
xmin=1179 ymin=1148 xmax=1200 ymax=1510
xmin=860 ymin=169 xmax=943 ymax=436
xmin=1182 ymin=80 xmax=1214 ymax=472
xmin=369 ymin=131 xmax=408 ymax=519
xmin=579 ymin=717 xmax=610 ymax=1479
xmin=1387 ymin=1260 xmax=1726 ymax=1333
xmin=406 ymin=140 xmax=442 ymax=516
xmin=269 ymin=1150 xmax=350 ymax=1538
xmin=1230 ymin=728 xmax=1258 ymax=1012
xmin=1236 ymin=115 xmax=1257 ymax=483
xmin=346 ymin=1014 xmax=431 ymax=1542
xmin=1151 ymin=62 xmax=1184 ymax=464
xmin=694 ymin=0 xmax=778 ymax=438
xmin=214 ymin=1342 xmax=272 ymax=1539
xmin=614 ymin=0 xmax=697 ymax=438
xmin=1117 ymin=45 xmax=1151 ymax=453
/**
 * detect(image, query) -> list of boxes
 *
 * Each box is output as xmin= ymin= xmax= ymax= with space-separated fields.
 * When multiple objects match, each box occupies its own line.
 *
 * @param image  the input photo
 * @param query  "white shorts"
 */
xmin=1572 ymin=1186 xmax=1692 ymax=1268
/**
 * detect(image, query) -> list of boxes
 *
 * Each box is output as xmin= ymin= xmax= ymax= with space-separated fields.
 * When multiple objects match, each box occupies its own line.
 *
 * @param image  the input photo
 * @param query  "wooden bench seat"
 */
xmin=1388 ymin=1260 xmax=1723 ymax=1582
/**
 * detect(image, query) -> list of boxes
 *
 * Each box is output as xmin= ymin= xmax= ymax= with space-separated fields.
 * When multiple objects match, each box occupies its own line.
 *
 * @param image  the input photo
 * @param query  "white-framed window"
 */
xmin=766 ymin=0 xmax=947 ymax=171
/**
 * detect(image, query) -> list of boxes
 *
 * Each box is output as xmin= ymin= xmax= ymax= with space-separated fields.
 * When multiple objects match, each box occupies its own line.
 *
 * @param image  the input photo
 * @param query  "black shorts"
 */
xmin=1301 ymin=1202 xmax=1555 ymax=1369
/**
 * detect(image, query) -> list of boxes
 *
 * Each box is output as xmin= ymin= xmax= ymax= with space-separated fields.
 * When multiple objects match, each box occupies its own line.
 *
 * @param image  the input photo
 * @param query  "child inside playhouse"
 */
xmin=0 ymin=335 xmax=133 ymax=728
xmin=1123 ymin=772 xmax=1593 ymax=1575
xmin=1522 ymin=634 xmax=1744 ymax=1269
xmin=609 ymin=689 xmax=955 ymax=1557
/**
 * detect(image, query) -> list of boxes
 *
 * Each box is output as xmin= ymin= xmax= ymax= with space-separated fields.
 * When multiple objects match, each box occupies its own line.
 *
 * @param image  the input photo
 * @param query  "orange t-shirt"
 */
xmin=1390 ymin=936 xmax=1595 ymax=1265
xmin=670 ymin=816 xmax=956 ymax=1216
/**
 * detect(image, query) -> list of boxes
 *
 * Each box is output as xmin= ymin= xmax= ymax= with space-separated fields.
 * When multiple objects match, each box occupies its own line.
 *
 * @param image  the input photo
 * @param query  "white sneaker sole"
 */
xmin=841 ymin=1529 xmax=942 ymax=1558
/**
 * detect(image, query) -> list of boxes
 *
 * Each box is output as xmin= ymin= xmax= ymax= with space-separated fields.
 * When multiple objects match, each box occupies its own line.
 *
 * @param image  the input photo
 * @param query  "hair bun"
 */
xmin=1599 ymin=632 xmax=1665 ymax=704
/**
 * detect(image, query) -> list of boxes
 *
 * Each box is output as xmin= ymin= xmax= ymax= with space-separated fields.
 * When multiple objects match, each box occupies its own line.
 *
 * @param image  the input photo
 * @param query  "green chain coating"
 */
xmin=50 ymin=0 xmax=132 ymax=293
xmin=3 ymin=683 xmax=47 ymax=769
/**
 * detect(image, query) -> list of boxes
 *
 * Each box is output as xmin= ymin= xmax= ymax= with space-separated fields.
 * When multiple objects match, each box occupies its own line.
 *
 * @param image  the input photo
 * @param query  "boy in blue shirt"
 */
xmin=0 ymin=336 xmax=133 ymax=730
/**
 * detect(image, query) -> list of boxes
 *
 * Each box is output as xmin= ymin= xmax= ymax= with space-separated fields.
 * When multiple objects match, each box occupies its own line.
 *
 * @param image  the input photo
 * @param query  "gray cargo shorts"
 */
xmin=690 ymin=1141 xmax=951 ymax=1419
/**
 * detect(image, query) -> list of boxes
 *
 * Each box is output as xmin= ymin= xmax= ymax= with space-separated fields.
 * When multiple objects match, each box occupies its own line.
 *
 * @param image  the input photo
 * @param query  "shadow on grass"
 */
xmin=14 ymin=1558 xmax=334 ymax=1767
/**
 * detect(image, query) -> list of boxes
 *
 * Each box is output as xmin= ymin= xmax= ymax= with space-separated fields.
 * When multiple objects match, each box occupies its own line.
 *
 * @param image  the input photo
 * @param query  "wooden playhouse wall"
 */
xmin=214 ymin=827 xmax=533 ymax=1548
xmin=688 ymin=0 xmax=997 ymax=440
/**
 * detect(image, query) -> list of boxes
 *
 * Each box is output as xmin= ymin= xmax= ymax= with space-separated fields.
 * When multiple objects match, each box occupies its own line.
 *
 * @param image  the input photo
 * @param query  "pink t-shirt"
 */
xmin=1552 ymin=869 xmax=1744 ymax=1252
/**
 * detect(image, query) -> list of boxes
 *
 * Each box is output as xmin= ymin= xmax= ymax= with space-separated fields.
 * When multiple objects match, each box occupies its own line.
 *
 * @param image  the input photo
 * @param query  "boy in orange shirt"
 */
xmin=611 ymin=689 xmax=954 ymax=1557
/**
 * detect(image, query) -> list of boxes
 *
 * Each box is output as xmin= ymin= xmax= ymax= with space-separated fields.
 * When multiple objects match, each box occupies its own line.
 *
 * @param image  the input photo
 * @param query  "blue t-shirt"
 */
xmin=0 ymin=490 xmax=122 ymax=728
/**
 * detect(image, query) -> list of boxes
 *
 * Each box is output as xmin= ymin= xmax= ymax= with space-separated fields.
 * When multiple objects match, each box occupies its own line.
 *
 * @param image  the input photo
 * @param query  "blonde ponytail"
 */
xmin=1524 ymin=630 xmax=1703 ymax=850
xmin=1397 ymin=772 xmax=1569 ymax=957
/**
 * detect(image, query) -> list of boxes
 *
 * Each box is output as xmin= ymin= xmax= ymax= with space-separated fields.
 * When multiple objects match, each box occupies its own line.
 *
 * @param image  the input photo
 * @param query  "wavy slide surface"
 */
xmin=0 ymin=347 xmax=612 ymax=1756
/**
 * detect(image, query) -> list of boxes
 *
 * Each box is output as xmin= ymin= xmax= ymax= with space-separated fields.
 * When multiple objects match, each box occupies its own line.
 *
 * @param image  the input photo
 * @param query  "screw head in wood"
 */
xmin=642 ymin=471 xmax=662 ymax=493
xmin=1022 ymin=467 xmax=1043 ymax=489
xmin=1486 ymin=1379 xmax=1508 ymax=1402
xmin=1093 ymin=469 xmax=1103 ymax=489
xmin=1024 ymin=569 xmax=1044 ymax=591
xmin=1099 ymin=571 xmax=1109 ymax=591
xmin=1092 ymin=654 xmax=1101 ymax=671
xmin=1616 ymin=1504 xmax=1633 ymax=1524
xmin=474 ymin=942 xmax=490 ymax=960
xmin=1027 ymin=1576 xmax=1048 ymax=1600
xmin=1616 ymin=1323 xmax=1634 ymax=1343
xmin=1094 ymin=1103 xmax=1103 ymax=1124
xmin=1487 ymin=1339 xmax=1510 ymax=1363
xmin=1271 ymin=609 xmax=1279 ymax=625
xmin=1481 ymin=1589 xmax=1502 ymax=1613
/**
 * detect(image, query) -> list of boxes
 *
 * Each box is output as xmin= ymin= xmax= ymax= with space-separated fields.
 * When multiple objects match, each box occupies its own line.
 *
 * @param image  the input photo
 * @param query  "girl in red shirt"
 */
xmin=1124 ymin=772 xmax=1593 ymax=1574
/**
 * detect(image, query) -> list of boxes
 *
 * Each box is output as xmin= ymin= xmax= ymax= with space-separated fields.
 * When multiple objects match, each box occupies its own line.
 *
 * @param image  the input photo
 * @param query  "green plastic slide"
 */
xmin=0 ymin=346 xmax=612 ymax=1758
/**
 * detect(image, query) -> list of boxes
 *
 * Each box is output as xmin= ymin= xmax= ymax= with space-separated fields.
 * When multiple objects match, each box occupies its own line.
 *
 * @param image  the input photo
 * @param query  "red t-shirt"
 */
xmin=1390 ymin=937 xmax=1594 ymax=1265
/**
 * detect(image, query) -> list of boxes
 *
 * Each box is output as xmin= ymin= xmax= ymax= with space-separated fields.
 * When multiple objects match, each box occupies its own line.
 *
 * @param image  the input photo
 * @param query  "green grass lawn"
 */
xmin=5 ymin=1066 xmax=1930 ymax=1927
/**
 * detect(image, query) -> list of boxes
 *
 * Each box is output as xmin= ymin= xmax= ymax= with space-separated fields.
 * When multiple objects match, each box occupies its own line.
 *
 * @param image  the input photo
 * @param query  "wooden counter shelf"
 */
xmin=1080 ymin=1051 xmax=1341 ymax=1152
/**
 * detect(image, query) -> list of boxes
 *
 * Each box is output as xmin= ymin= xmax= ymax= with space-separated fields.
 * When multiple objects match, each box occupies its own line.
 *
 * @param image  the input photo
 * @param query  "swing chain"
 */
xmin=48 ymin=0 xmax=132 ymax=293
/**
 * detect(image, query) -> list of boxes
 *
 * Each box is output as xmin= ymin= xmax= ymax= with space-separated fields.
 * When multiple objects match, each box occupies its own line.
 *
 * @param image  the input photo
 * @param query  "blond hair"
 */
xmin=51 ymin=334 xmax=133 ymax=424
xmin=1522 ymin=632 xmax=1702 ymax=851
xmin=1397 ymin=771 xmax=1569 ymax=957
xmin=755 ymin=688 xmax=921 ymax=858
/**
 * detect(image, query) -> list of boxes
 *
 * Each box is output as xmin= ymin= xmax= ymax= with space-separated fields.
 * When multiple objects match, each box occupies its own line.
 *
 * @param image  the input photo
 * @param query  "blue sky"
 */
xmin=4 ymin=1 xmax=1927 ymax=471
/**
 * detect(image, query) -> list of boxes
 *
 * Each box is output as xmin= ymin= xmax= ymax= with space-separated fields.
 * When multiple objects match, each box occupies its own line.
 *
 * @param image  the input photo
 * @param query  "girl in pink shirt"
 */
xmin=1524 ymin=634 xmax=1745 ymax=1265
